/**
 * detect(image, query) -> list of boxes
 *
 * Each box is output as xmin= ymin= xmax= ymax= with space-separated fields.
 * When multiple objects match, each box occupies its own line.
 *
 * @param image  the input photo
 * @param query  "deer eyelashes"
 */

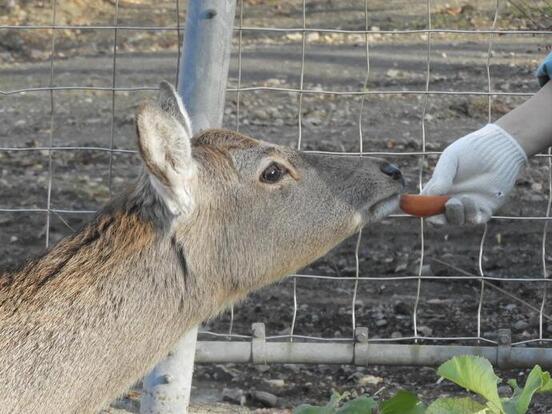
xmin=260 ymin=162 xmax=288 ymax=184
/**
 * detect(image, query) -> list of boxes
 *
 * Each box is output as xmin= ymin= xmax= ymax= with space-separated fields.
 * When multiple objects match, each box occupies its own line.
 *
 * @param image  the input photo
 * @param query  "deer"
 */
xmin=0 ymin=81 xmax=403 ymax=413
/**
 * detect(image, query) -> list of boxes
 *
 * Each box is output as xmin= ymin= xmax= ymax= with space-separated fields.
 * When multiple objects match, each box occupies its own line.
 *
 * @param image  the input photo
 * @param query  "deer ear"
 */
xmin=136 ymin=90 xmax=195 ymax=215
xmin=157 ymin=80 xmax=193 ymax=137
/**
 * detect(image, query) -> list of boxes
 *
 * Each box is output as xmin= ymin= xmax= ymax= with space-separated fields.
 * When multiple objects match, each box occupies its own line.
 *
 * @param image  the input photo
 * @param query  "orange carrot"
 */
xmin=400 ymin=194 xmax=450 ymax=217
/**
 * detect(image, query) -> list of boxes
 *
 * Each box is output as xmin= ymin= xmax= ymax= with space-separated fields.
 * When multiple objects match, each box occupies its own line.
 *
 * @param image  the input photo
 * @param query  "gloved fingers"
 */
xmin=426 ymin=213 xmax=447 ymax=226
xmin=422 ymin=150 xmax=458 ymax=195
xmin=444 ymin=197 xmax=465 ymax=225
xmin=437 ymin=196 xmax=493 ymax=225
xmin=474 ymin=205 xmax=493 ymax=225
xmin=479 ymin=211 xmax=492 ymax=224
xmin=422 ymin=177 xmax=447 ymax=196
xmin=460 ymin=196 xmax=478 ymax=224
xmin=459 ymin=196 xmax=493 ymax=225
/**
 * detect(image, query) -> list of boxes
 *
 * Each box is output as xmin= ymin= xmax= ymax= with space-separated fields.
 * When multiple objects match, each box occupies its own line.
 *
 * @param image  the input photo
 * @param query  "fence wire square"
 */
xmin=1 ymin=0 xmax=552 ymax=360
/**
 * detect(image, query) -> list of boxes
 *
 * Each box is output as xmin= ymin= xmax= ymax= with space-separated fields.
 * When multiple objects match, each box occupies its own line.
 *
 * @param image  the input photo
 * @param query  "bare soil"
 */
xmin=2 ymin=0 xmax=552 ymax=412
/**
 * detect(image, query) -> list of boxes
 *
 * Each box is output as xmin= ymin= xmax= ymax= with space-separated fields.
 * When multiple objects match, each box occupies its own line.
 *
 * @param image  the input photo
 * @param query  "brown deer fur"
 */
xmin=0 ymin=82 xmax=403 ymax=413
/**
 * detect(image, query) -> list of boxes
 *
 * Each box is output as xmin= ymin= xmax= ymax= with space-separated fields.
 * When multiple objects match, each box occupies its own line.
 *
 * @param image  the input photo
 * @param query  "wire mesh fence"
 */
xmin=203 ymin=0 xmax=552 ymax=354
xmin=1 ymin=0 xmax=552 ymax=368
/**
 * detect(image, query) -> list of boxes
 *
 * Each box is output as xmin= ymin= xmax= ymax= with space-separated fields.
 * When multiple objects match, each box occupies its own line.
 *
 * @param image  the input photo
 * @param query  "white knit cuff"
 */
xmin=486 ymin=123 xmax=529 ymax=164
xmin=467 ymin=124 xmax=528 ymax=191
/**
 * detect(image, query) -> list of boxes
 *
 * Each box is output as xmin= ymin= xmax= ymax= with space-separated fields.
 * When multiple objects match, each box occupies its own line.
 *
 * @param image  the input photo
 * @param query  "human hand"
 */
xmin=422 ymin=124 xmax=527 ymax=225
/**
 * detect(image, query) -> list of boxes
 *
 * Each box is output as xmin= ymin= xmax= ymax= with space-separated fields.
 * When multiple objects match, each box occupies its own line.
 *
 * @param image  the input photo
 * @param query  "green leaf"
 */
xmin=293 ymin=392 xmax=346 ymax=414
xmin=337 ymin=396 xmax=377 ymax=414
xmin=437 ymin=355 xmax=504 ymax=413
xmin=294 ymin=405 xmax=332 ymax=414
xmin=426 ymin=397 xmax=488 ymax=414
xmin=380 ymin=390 xmax=426 ymax=414
xmin=500 ymin=400 xmax=517 ymax=414
xmin=503 ymin=365 xmax=549 ymax=414
xmin=538 ymin=370 xmax=552 ymax=393
xmin=507 ymin=379 xmax=519 ymax=392
xmin=504 ymin=378 xmax=522 ymax=413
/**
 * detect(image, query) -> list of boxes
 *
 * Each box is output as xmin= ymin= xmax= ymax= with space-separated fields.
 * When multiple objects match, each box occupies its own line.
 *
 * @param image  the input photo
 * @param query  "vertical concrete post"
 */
xmin=140 ymin=1 xmax=236 ymax=412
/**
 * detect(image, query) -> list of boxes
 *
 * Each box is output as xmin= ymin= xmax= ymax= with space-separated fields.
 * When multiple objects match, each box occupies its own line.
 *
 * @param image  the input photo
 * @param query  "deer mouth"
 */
xmin=364 ymin=192 xmax=401 ymax=222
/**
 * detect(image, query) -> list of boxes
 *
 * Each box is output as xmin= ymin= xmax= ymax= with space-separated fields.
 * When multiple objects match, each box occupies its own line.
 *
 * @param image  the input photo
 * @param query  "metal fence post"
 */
xmin=140 ymin=1 xmax=236 ymax=412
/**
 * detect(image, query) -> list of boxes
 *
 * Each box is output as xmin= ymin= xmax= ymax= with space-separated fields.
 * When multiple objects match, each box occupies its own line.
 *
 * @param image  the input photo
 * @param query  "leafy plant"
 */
xmin=432 ymin=355 xmax=552 ymax=414
xmin=294 ymin=390 xmax=424 ymax=414
xmin=294 ymin=392 xmax=377 ymax=414
xmin=292 ymin=355 xmax=552 ymax=414
xmin=380 ymin=390 xmax=426 ymax=414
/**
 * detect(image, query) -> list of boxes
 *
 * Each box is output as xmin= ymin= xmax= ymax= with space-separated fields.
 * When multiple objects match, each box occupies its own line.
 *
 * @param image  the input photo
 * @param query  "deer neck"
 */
xmin=1 ymin=177 xmax=216 ymax=342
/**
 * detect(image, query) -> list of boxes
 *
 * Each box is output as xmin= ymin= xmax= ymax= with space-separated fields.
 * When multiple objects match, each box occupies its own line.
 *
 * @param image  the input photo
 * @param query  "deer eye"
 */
xmin=260 ymin=162 xmax=287 ymax=184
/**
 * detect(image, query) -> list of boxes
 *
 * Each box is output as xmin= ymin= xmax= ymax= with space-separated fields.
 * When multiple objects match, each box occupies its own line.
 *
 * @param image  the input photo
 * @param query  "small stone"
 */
xmin=513 ymin=320 xmax=529 ymax=331
xmin=386 ymin=69 xmax=400 ymax=78
xmin=222 ymin=388 xmax=246 ymax=406
xmin=304 ymin=116 xmax=322 ymax=126
xmin=417 ymin=326 xmax=433 ymax=336
xmin=29 ymin=49 xmax=49 ymax=60
xmin=10 ymin=236 xmax=18 ymax=243
xmin=375 ymin=319 xmax=388 ymax=327
xmin=255 ymin=364 xmax=270 ymax=373
xmin=285 ymin=33 xmax=302 ymax=41
xmin=394 ymin=301 xmax=410 ymax=315
xmin=358 ymin=374 xmax=383 ymax=386
xmin=252 ymin=109 xmax=269 ymax=120
xmin=306 ymin=32 xmax=320 ymax=42
xmin=265 ymin=78 xmax=281 ymax=86
xmin=264 ymin=379 xmax=285 ymax=388
xmin=391 ymin=331 xmax=402 ymax=338
xmin=498 ymin=385 xmax=512 ymax=397
xmin=427 ymin=298 xmax=451 ymax=305
xmin=267 ymin=107 xmax=280 ymax=118
xmin=250 ymin=390 xmax=278 ymax=407
xmin=528 ymin=194 xmax=545 ymax=202
xmin=283 ymin=363 xmax=302 ymax=373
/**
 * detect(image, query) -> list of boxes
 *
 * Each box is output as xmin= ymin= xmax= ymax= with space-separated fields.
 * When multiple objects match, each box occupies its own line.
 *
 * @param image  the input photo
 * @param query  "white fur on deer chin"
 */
xmin=352 ymin=211 xmax=363 ymax=230
xmin=365 ymin=193 xmax=401 ymax=223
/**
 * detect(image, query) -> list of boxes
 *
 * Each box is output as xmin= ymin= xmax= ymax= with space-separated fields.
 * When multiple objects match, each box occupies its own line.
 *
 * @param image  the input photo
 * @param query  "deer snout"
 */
xmin=380 ymin=162 xmax=405 ymax=186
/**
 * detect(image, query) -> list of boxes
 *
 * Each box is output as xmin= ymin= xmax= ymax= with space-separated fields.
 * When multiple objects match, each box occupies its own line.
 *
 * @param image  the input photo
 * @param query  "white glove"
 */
xmin=422 ymin=124 xmax=528 ymax=225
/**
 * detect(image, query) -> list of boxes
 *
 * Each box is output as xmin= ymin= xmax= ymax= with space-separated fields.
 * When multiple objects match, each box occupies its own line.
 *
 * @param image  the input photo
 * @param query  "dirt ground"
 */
xmin=3 ymin=0 xmax=552 ymax=412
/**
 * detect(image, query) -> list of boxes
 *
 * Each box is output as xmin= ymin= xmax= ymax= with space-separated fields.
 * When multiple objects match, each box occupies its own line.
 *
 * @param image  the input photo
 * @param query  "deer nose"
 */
xmin=380 ymin=162 xmax=403 ymax=182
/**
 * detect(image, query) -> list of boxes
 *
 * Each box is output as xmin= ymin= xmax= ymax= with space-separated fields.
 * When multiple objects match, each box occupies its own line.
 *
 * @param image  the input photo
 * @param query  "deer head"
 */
xmin=136 ymin=82 xmax=404 ymax=302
